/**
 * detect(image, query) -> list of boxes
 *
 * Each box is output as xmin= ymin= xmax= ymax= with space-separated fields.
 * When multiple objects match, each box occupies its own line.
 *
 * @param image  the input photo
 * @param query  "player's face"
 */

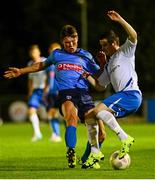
xmin=29 ymin=48 xmax=41 ymax=61
xmin=100 ymin=38 xmax=119 ymax=57
xmin=62 ymin=34 xmax=78 ymax=53
xmin=100 ymin=38 xmax=114 ymax=57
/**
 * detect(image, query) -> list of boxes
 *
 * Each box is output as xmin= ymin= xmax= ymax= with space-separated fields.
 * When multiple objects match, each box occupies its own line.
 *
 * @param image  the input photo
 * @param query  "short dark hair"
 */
xmin=99 ymin=30 xmax=120 ymax=45
xmin=60 ymin=25 xmax=78 ymax=40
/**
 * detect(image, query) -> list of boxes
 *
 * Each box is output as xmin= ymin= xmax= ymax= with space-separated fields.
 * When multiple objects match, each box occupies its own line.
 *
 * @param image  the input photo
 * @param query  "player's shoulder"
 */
xmin=121 ymin=38 xmax=137 ymax=49
xmin=50 ymin=48 xmax=63 ymax=58
xmin=118 ymin=38 xmax=137 ymax=57
xmin=76 ymin=48 xmax=93 ymax=59
xmin=79 ymin=48 xmax=92 ymax=55
xmin=53 ymin=48 xmax=62 ymax=54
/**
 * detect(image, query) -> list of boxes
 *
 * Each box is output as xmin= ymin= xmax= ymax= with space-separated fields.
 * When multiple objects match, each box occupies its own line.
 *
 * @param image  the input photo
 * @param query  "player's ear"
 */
xmin=111 ymin=40 xmax=118 ymax=48
xmin=76 ymin=35 xmax=79 ymax=42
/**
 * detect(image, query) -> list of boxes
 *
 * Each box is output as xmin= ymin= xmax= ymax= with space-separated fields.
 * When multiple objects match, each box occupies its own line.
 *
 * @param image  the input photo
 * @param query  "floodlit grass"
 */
xmin=0 ymin=119 xmax=155 ymax=179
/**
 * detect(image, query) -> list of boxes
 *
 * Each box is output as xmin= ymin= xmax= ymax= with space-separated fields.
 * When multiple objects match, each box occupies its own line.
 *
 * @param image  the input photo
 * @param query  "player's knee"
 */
xmin=28 ymin=108 xmax=37 ymax=115
xmin=84 ymin=108 xmax=96 ymax=119
xmin=85 ymin=118 xmax=97 ymax=126
xmin=48 ymin=108 xmax=57 ymax=118
xmin=64 ymin=113 xmax=79 ymax=127
xmin=94 ymin=103 xmax=109 ymax=115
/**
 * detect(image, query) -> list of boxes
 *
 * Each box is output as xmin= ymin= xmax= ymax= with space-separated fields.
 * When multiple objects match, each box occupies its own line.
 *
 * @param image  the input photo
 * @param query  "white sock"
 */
xmin=96 ymin=110 xmax=128 ymax=140
xmin=85 ymin=119 xmax=100 ymax=153
xmin=91 ymin=146 xmax=100 ymax=154
xmin=29 ymin=113 xmax=42 ymax=137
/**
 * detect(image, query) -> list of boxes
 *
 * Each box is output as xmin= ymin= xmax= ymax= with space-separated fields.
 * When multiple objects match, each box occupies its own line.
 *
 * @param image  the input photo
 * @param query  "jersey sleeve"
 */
xmin=43 ymin=51 xmax=56 ymax=67
xmin=97 ymin=68 xmax=110 ymax=87
xmin=84 ymin=52 xmax=100 ymax=75
xmin=120 ymin=38 xmax=137 ymax=58
xmin=87 ymin=58 xmax=100 ymax=75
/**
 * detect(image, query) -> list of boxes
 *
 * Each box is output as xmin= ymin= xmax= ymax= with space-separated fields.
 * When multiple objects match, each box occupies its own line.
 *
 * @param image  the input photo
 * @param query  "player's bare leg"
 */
xmin=62 ymin=101 xmax=78 ymax=168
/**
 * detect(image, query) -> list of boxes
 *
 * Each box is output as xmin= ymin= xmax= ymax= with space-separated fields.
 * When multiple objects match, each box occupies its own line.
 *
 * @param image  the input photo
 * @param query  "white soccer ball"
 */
xmin=109 ymin=150 xmax=131 ymax=170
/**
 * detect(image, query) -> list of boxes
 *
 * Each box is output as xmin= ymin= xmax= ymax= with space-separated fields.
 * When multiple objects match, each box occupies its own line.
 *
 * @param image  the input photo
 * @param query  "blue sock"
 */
xmin=81 ymin=141 xmax=91 ymax=163
xmin=65 ymin=126 xmax=76 ymax=148
xmin=50 ymin=118 xmax=60 ymax=136
xmin=99 ymin=142 xmax=103 ymax=149
xmin=81 ymin=141 xmax=103 ymax=163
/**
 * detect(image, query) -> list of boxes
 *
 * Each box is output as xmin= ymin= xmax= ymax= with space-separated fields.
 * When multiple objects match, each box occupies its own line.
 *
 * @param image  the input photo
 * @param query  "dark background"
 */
xmin=0 ymin=0 xmax=155 ymax=97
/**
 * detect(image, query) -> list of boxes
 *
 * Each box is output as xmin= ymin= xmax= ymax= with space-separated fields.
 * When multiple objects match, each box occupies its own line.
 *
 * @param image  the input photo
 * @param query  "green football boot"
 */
xmin=81 ymin=151 xmax=104 ymax=169
xmin=119 ymin=135 xmax=135 ymax=159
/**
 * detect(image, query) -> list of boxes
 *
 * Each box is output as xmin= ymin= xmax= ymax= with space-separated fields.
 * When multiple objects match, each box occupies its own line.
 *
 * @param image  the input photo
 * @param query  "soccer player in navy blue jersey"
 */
xmin=4 ymin=25 xmax=104 ymax=169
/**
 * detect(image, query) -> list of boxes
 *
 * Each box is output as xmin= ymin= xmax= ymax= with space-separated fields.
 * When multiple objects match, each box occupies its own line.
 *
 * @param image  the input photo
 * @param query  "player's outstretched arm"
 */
xmin=4 ymin=61 xmax=45 ymax=79
xmin=107 ymin=10 xmax=137 ymax=43
xmin=4 ymin=67 xmax=21 ymax=79
xmin=82 ymin=72 xmax=105 ymax=92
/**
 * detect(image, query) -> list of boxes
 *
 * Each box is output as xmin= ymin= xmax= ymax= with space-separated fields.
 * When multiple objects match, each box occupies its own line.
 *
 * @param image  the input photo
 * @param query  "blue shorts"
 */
xmin=46 ymin=93 xmax=59 ymax=110
xmin=58 ymin=88 xmax=95 ymax=123
xmin=103 ymin=90 xmax=142 ymax=118
xmin=28 ymin=89 xmax=44 ymax=109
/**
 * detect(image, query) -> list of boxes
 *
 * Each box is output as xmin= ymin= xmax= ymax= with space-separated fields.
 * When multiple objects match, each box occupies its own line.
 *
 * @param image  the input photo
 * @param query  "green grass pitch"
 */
xmin=0 ymin=120 xmax=155 ymax=179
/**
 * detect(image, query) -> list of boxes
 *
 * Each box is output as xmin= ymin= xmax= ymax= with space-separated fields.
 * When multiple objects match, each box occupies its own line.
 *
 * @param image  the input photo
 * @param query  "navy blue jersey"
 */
xmin=44 ymin=48 xmax=99 ymax=91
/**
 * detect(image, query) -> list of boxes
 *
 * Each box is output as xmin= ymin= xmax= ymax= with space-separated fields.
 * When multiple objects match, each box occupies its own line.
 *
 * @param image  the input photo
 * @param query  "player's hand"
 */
xmin=107 ymin=10 xmax=122 ymax=22
xmin=81 ymin=71 xmax=91 ymax=79
xmin=3 ymin=67 xmax=21 ymax=79
xmin=96 ymin=51 xmax=107 ymax=70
